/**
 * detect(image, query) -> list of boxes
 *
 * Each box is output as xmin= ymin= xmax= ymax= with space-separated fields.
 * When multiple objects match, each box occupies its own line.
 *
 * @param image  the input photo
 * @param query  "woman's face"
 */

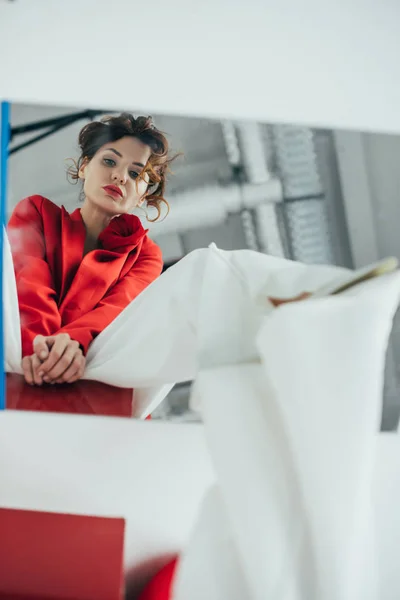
xmin=79 ymin=136 xmax=152 ymax=215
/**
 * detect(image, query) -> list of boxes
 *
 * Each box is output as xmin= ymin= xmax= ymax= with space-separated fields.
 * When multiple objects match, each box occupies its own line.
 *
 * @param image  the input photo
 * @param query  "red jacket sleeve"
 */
xmin=55 ymin=240 xmax=163 ymax=355
xmin=8 ymin=197 xmax=62 ymax=357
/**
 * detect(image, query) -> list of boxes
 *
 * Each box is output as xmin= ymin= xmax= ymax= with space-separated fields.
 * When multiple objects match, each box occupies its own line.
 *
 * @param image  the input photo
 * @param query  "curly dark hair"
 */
xmin=68 ymin=113 xmax=179 ymax=221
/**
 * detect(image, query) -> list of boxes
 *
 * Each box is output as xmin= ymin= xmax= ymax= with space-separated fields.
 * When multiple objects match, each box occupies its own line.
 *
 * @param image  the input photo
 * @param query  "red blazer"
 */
xmin=8 ymin=195 xmax=163 ymax=358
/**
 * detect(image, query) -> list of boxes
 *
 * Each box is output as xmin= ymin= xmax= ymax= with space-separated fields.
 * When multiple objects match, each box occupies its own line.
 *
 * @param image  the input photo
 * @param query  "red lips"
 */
xmin=103 ymin=185 xmax=123 ymax=198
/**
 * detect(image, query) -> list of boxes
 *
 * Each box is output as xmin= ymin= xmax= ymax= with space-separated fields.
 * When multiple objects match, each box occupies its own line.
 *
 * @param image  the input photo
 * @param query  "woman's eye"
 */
xmin=130 ymin=171 xmax=139 ymax=179
xmin=104 ymin=158 xmax=116 ymax=167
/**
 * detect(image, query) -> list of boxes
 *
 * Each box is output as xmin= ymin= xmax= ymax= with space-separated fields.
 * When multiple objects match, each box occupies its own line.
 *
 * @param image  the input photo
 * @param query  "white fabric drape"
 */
xmin=5 ymin=228 xmax=400 ymax=598
xmin=174 ymin=246 xmax=400 ymax=600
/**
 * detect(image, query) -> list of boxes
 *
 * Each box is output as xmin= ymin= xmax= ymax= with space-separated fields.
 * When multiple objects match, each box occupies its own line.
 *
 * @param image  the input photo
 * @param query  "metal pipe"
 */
xmin=235 ymin=122 xmax=286 ymax=257
xmin=10 ymin=109 xmax=106 ymax=138
xmin=148 ymin=179 xmax=282 ymax=238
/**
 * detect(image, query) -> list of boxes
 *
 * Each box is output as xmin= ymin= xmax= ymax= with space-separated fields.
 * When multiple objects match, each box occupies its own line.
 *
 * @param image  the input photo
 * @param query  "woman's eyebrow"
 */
xmin=105 ymin=148 xmax=145 ymax=168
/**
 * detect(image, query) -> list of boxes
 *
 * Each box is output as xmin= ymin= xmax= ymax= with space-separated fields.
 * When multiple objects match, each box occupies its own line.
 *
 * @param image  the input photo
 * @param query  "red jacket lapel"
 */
xmin=59 ymin=211 xmax=148 ymax=325
xmin=58 ymin=207 xmax=86 ymax=304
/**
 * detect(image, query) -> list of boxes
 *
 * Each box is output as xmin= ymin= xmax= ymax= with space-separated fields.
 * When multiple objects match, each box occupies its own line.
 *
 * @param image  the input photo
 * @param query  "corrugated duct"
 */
xmin=271 ymin=125 xmax=334 ymax=264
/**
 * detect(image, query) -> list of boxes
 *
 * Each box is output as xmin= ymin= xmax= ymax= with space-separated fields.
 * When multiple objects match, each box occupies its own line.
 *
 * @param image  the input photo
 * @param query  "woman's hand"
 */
xmin=268 ymin=292 xmax=311 ymax=307
xmin=31 ymin=333 xmax=86 ymax=385
xmin=21 ymin=353 xmax=46 ymax=386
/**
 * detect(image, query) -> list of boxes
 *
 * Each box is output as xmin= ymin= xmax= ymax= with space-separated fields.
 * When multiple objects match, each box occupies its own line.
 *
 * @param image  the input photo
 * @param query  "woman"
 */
xmin=8 ymin=113 xmax=176 ymax=387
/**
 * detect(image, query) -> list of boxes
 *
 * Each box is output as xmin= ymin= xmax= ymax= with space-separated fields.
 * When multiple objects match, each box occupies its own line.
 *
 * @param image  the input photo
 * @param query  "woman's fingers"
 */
xmin=21 ymin=341 xmax=84 ymax=387
xmin=269 ymin=292 xmax=312 ymax=307
xmin=33 ymin=335 xmax=50 ymax=361
xmin=52 ymin=353 xmax=85 ymax=384
xmin=21 ymin=356 xmax=35 ymax=385
xmin=54 ymin=368 xmax=85 ymax=385
xmin=64 ymin=363 xmax=85 ymax=384
xmin=31 ymin=354 xmax=44 ymax=386
xmin=43 ymin=342 xmax=80 ymax=382
xmin=39 ymin=334 xmax=72 ymax=378
xmin=297 ymin=292 xmax=312 ymax=300
xmin=22 ymin=354 xmax=45 ymax=386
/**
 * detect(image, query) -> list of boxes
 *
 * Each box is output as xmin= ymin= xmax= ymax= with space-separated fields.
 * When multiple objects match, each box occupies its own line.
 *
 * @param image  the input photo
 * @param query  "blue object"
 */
xmin=0 ymin=101 xmax=10 ymax=410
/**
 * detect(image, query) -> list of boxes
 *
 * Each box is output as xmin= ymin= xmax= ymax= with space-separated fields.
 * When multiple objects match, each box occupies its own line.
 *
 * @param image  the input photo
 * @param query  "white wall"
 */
xmin=1 ymin=0 xmax=400 ymax=135
xmin=362 ymin=133 xmax=400 ymax=260
xmin=334 ymin=131 xmax=400 ymax=267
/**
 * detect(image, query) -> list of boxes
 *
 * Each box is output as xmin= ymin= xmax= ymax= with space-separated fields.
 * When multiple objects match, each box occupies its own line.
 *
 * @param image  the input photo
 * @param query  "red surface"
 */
xmin=6 ymin=374 xmax=134 ymax=417
xmin=0 ymin=507 xmax=125 ymax=600
xmin=138 ymin=558 xmax=178 ymax=600
xmin=8 ymin=195 xmax=162 ymax=357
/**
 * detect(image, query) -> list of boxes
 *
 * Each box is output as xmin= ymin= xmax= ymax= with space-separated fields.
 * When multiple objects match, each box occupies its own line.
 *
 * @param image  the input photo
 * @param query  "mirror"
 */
xmin=3 ymin=101 xmax=400 ymax=427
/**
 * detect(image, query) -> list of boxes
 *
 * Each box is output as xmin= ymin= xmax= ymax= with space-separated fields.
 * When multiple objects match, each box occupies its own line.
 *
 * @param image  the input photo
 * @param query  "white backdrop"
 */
xmin=0 ymin=0 xmax=399 ymax=134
